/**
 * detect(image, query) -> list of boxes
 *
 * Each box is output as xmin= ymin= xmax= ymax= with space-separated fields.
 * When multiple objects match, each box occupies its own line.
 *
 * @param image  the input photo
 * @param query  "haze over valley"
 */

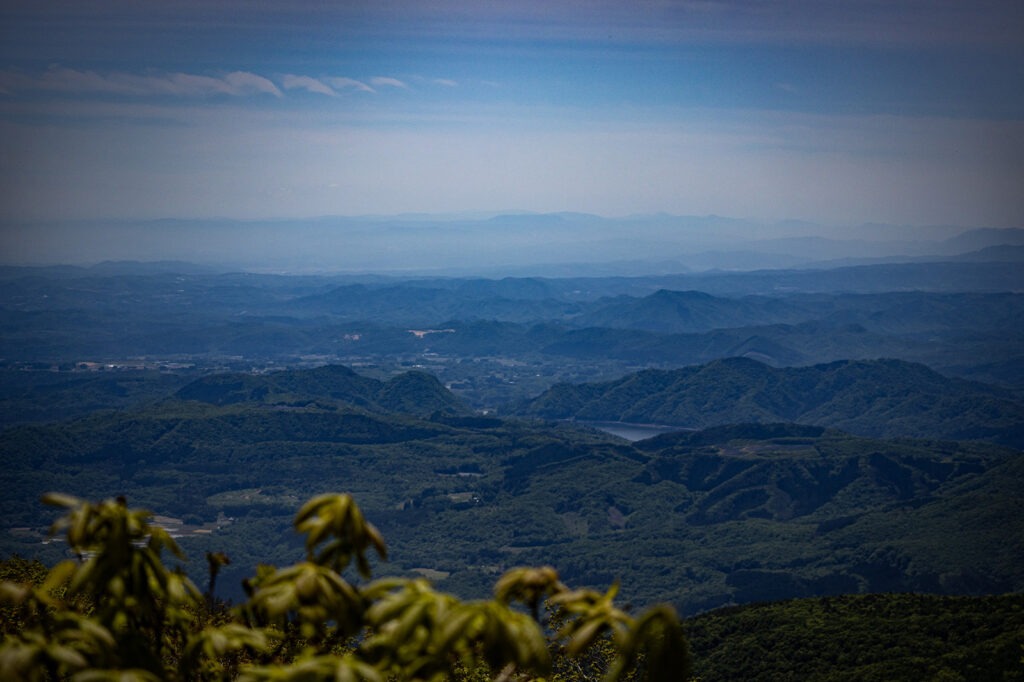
xmin=2 ymin=241 xmax=1023 ymax=616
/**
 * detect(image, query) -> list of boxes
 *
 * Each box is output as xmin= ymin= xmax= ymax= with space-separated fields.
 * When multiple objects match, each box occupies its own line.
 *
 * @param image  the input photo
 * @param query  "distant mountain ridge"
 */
xmin=9 ymin=213 xmax=1019 ymax=274
xmin=516 ymin=357 xmax=1024 ymax=447
xmin=940 ymin=227 xmax=1024 ymax=253
xmin=2 ymin=266 xmax=1022 ymax=401
xmin=576 ymin=289 xmax=808 ymax=333
xmin=951 ymin=244 xmax=1024 ymax=262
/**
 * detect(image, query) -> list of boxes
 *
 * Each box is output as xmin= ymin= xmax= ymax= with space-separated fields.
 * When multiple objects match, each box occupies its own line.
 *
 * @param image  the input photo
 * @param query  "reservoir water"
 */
xmin=583 ymin=421 xmax=690 ymax=442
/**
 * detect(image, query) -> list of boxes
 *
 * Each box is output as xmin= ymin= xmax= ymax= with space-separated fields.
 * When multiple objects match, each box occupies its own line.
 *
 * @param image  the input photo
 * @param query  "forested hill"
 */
xmin=687 ymin=592 xmax=1024 ymax=681
xmin=515 ymin=357 xmax=1024 ymax=447
xmin=3 ymin=361 xmax=1023 ymax=613
xmin=175 ymin=364 xmax=470 ymax=418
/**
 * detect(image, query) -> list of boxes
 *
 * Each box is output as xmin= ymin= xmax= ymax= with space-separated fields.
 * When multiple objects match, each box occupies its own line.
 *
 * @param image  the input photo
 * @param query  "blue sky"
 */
xmin=1 ymin=1 xmax=1022 ymax=228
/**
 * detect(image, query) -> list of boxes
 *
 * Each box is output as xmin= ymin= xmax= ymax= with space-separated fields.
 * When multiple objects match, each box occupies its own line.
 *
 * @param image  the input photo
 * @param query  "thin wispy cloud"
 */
xmin=0 ymin=67 xmax=443 ymax=101
xmin=410 ymin=76 xmax=459 ymax=89
xmin=326 ymin=77 xmax=375 ymax=93
xmin=222 ymin=71 xmax=282 ymax=97
xmin=0 ymin=67 xmax=283 ymax=98
xmin=282 ymin=74 xmax=337 ymax=97
xmin=370 ymin=77 xmax=408 ymax=89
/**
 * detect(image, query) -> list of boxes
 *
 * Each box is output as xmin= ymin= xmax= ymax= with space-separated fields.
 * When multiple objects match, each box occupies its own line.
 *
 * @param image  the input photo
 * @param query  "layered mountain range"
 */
xmin=2 ymin=363 xmax=1021 ymax=615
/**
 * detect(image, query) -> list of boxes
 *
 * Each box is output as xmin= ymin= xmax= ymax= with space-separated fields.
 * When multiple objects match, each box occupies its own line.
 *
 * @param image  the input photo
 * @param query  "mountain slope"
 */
xmin=687 ymin=593 xmax=1024 ymax=681
xmin=516 ymin=357 xmax=1024 ymax=446
xmin=3 ymin=375 xmax=1022 ymax=615
xmin=175 ymin=364 xmax=470 ymax=418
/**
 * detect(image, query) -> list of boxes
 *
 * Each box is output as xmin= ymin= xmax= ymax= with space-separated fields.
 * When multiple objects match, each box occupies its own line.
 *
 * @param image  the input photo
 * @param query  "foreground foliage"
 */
xmin=0 ymin=493 xmax=691 ymax=681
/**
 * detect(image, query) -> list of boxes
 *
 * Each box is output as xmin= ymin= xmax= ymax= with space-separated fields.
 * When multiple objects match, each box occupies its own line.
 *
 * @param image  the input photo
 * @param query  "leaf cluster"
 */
xmin=1 ymin=492 xmax=692 ymax=681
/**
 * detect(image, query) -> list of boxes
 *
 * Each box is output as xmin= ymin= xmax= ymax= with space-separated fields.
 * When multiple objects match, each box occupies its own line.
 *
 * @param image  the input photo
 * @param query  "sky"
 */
xmin=1 ymin=1 xmax=1023 ymax=237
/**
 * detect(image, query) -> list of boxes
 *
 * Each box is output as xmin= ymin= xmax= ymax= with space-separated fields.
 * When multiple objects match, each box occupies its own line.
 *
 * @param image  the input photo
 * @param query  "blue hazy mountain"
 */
xmin=4 ymin=213 xmax=1017 ymax=275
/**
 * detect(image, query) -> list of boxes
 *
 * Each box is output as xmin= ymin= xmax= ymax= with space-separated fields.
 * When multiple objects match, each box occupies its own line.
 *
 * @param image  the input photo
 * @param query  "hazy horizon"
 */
xmin=2 ymin=1 xmax=1022 ymax=270
xmin=1 ymin=211 xmax=1021 ymax=275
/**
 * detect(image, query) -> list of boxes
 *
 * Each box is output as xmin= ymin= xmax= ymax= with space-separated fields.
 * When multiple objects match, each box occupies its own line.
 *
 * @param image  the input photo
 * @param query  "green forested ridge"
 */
xmin=3 ymin=499 xmax=1023 ymax=681
xmin=0 ymin=369 xmax=196 ymax=429
xmin=1 ymin=364 xmax=1021 ymax=614
xmin=174 ymin=365 xmax=470 ymax=418
xmin=687 ymin=593 xmax=1024 ymax=681
xmin=517 ymin=357 xmax=1024 ymax=447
